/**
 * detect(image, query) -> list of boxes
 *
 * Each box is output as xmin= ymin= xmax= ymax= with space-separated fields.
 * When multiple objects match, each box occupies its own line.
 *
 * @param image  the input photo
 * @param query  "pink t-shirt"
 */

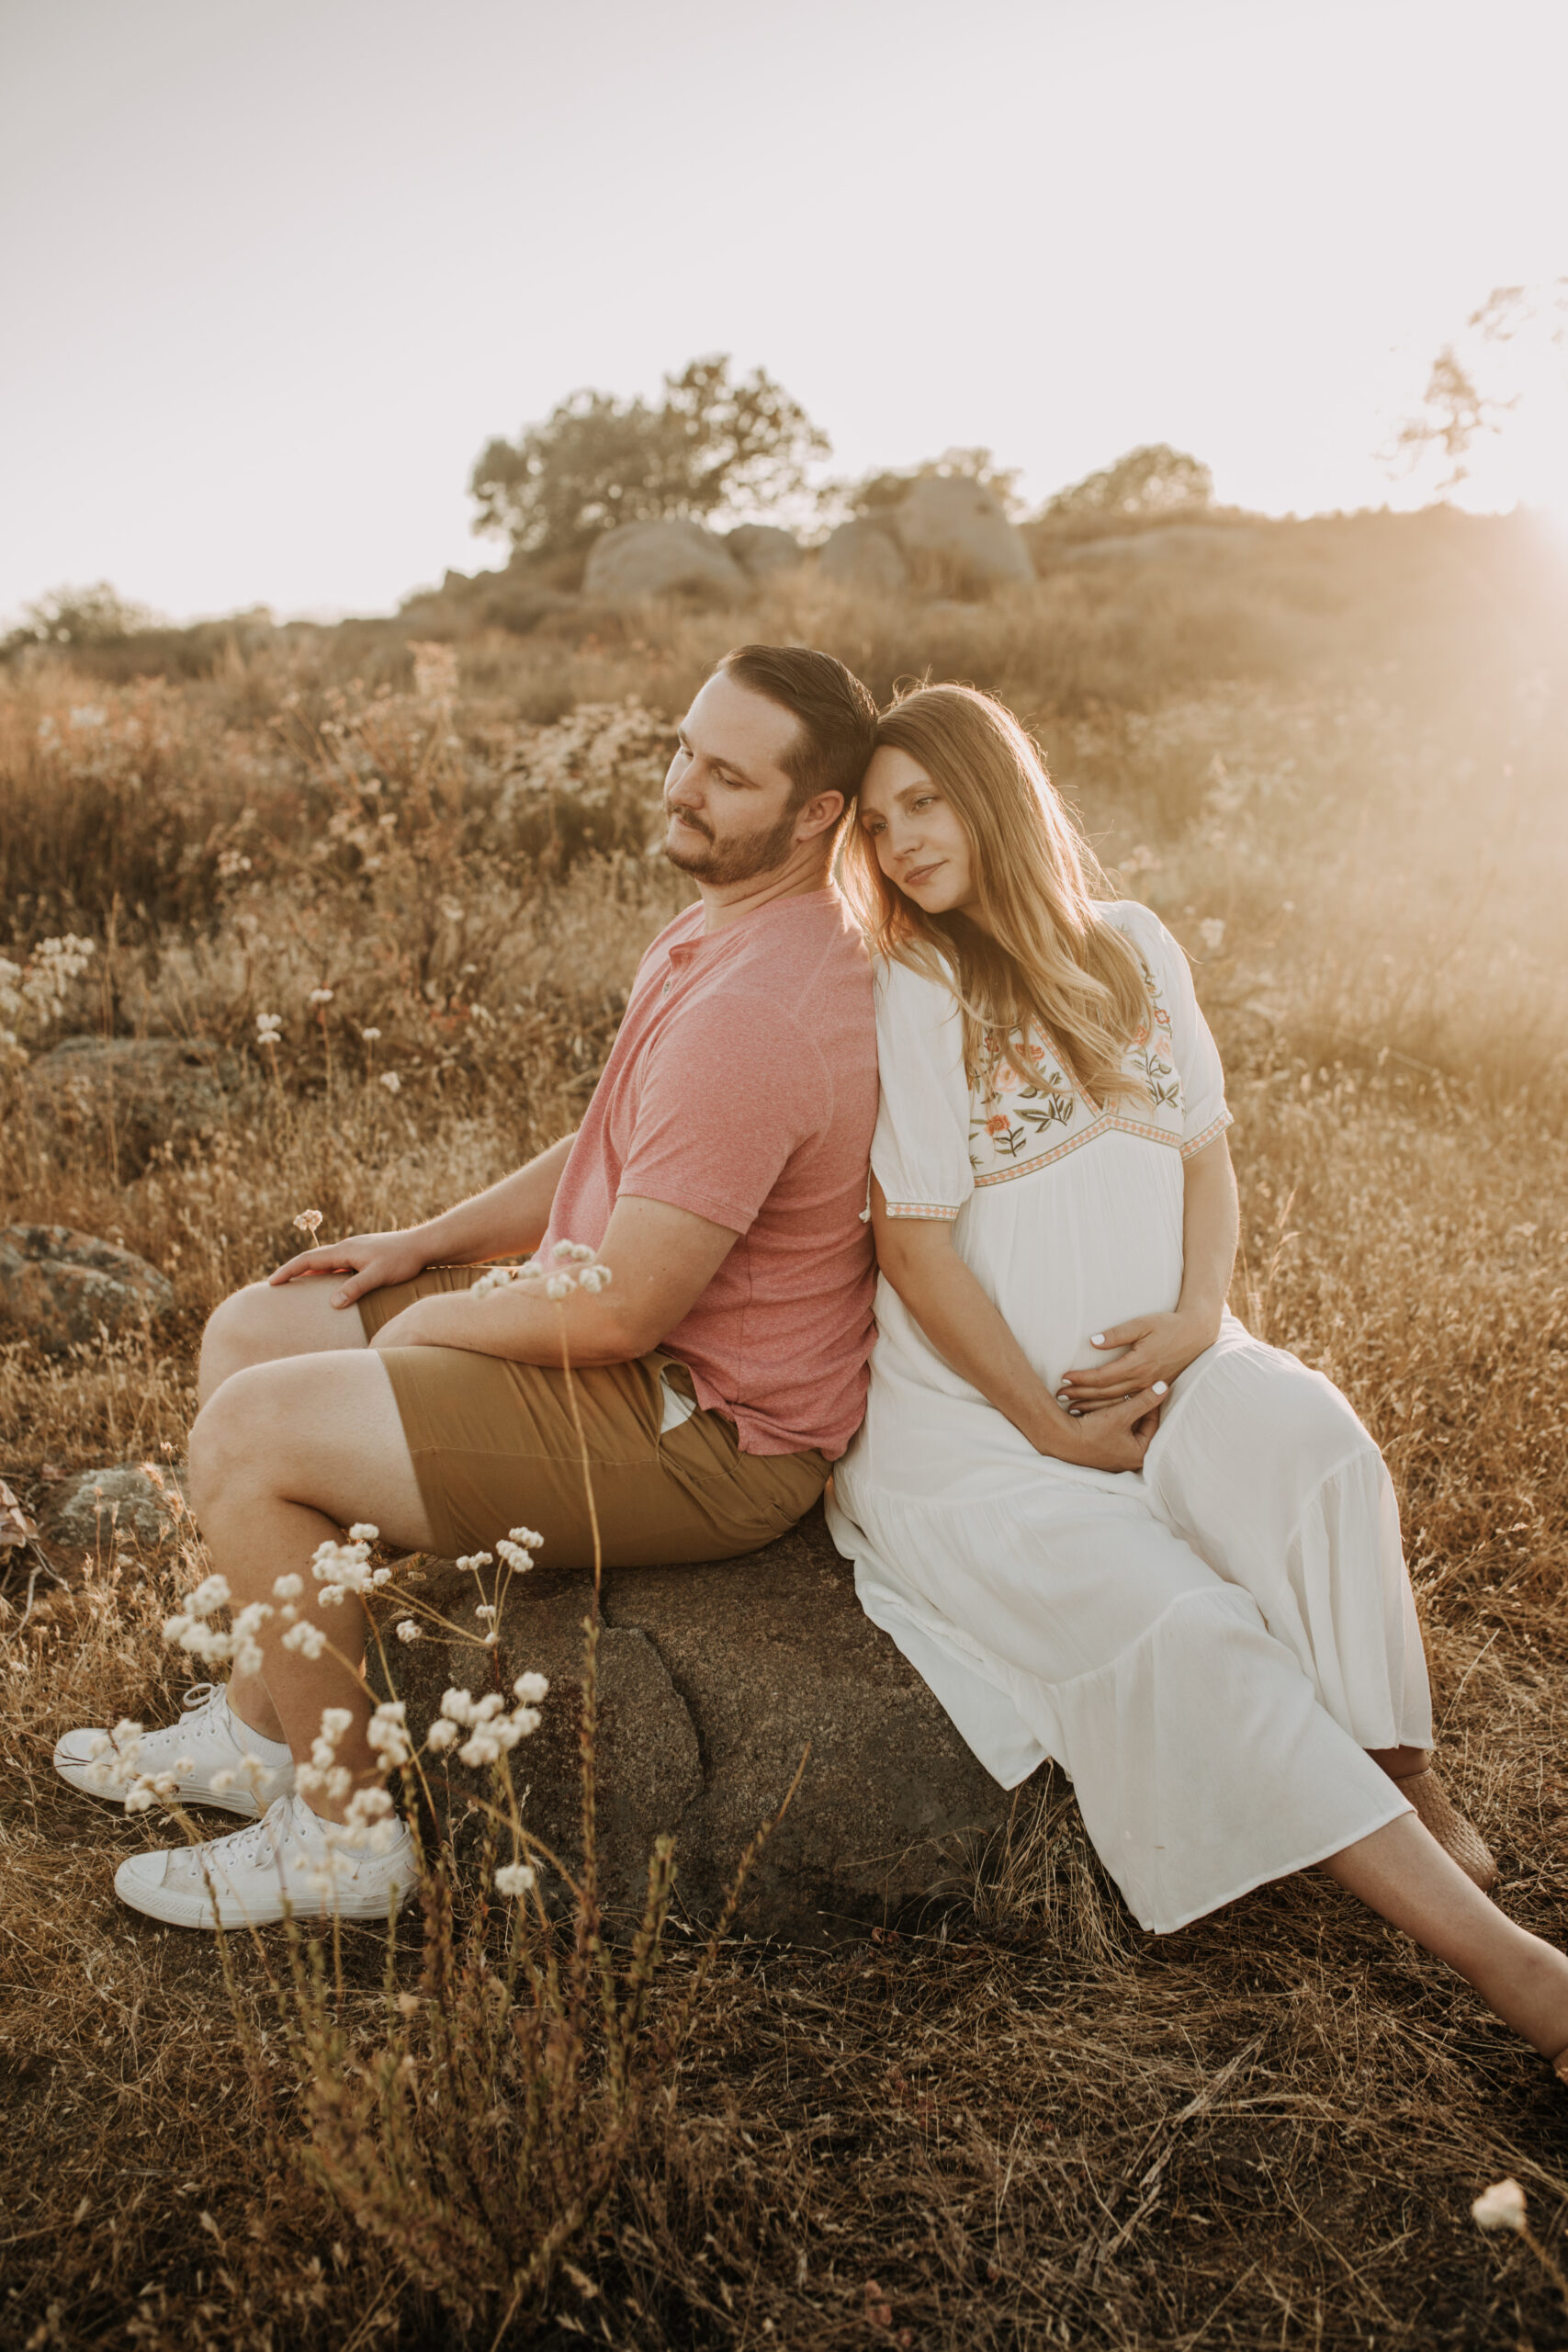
xmin=540 ymin=889 xmax=878 ymax=1459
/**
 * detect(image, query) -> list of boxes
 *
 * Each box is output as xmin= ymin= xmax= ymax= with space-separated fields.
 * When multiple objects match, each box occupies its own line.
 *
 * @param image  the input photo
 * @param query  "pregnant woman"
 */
xmin=829 ymin=681 xmax=1568 ymax=2075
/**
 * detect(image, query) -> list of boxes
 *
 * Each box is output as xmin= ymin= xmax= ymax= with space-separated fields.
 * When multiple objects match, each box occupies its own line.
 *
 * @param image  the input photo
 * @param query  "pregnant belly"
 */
xmin=963 ymin=1136 xmax=1187 ymax=1395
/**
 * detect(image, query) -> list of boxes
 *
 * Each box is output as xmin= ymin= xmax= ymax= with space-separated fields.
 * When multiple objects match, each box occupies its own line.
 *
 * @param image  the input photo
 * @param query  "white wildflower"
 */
xmin=426 ymin=1718 xmax=459 ymax=1752
xmin=309 ymin=987 xmax=334 ymax=1006
xmin=553 ymin=1240 xmax=595 ymax=1263
xmin=544 ymin=1274 xmax=572 ymax=1301
xmin=475 ymin=1602 xmax=497 ymax=1623
xmin=513 ymin=1671 xmax=549 ymax=1704
xmin=578 ymin=1264 xmax=611 ymax=1294
xmin=1472 ymin=2178 xmax=1528 ymax=2234
xmin=439 ymin=1687 xmax=479 ymax=1725
xmin=186 ymin=1574 xmax=232 ymax=1619
xmin=379 ymin=1070 xmax=401 ymax=1094
xmin=255 ymin=1012 xmax=283 ymax=1043
xmin=310 ymin=1533 xmax=376 ymax=1600
xmin=272 ymin=1572 xmax=304 ymax=1600
xmin=470 ymin=1263 xmax=518 ymax=1297
xmin=456 ymin=1553 xmax=494 ymax=1575
xmin=367 ymin=1701 xmax=412 ymax=1770
xmin=360 ymin=1027 xmax=381 ymax=1043
xmin=494 ymin=1862 xmax=536 ymax=1898
xmin=347 ymin=1523 xmax=379 ymax=1544
xmin=281 ymin=1619 xmax=328 ymax=1659
xmin=293 ymin=1209 xmax=323 ymax=1238
xmin=508 ymin=1526 xmax=544 ymax=1553
xmin=395 ymin=1617 xmax=421 ymax=1643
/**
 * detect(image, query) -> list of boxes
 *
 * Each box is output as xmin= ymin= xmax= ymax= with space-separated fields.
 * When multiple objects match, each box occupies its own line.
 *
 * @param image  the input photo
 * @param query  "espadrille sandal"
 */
xmin=1399 ymin=1768 xmax=1500 ymax=1894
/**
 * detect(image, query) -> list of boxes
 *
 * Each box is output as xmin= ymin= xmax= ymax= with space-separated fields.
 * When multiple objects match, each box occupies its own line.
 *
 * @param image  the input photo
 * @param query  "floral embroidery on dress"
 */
xmin=966 ymin=952 xmax=1194 ymax=1185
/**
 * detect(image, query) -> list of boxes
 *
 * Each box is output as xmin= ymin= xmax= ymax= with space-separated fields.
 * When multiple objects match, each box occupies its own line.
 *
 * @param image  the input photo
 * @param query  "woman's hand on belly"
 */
xmin=1056 ymin=1304 xmax=1219 ymax=1412
xmin=1061 ymin=1132 xmax=1239 ymax=1412
xmin=1050 ymin=1383 xmax=1167 ymax=1472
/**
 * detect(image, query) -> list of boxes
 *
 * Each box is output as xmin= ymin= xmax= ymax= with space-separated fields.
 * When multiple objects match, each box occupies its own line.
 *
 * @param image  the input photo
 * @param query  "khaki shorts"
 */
xmin=359 ymin=1267 xmax=829 ymax=1566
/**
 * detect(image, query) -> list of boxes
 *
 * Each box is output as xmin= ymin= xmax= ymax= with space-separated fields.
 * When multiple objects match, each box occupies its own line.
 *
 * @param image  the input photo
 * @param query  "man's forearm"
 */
xmin=419 ymin=1133 xmax=577 ymax=1263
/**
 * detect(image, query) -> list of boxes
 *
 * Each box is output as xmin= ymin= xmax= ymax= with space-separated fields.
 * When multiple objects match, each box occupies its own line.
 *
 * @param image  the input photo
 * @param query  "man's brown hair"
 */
xmin=717 ymin=643 xmax=878 ymax=813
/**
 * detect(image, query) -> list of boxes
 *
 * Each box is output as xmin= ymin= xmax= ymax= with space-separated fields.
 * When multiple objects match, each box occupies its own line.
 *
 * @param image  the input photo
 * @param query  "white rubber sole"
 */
xmin=53 ymin=1749 xmax=278 ymax=1819
xmin=114 ymin=1851 xmax=417 ymax=1931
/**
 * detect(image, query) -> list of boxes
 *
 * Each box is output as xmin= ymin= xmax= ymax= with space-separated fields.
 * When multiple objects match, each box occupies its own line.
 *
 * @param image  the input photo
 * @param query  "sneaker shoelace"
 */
xmin=170 ymin=1798 xmax=316 ymax=1879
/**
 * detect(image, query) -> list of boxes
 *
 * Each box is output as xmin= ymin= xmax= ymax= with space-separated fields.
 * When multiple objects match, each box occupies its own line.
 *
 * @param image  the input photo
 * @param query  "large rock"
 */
xmin=889 ymin=475 xmax=1032 ymax=590
xmin=39 ymin=1463 xmax=186 ymax=1555
xmin=582 ymin=520 xmax=746 ymax=603
xmin=22 ymin=1035 xmax=240 ymax=1172
xmin=0 ymin=1226 xmax=174 ymax=1353
xmin=372 ymin=1502 xmax=1016 ymax=1942
xmin=723 ymin=524 xmax=803 ymax=580
xmin=818 ymin=519 xmax=909 ymax=594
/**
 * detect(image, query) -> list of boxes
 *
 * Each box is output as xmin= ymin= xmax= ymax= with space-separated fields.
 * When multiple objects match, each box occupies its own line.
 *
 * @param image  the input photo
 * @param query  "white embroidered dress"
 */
xmin=827 ymin=900 xmax=1432 ymax=1933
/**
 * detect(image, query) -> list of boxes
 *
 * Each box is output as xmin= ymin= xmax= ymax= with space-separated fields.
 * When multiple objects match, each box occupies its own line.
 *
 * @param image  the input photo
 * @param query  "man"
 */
xmin=55 ymin=644 xmax=881 ymax=1927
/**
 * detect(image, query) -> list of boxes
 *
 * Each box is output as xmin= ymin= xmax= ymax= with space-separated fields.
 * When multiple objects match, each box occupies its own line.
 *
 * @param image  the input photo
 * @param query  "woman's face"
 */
xmin=858 ymin=745 xmax=980 ymax=920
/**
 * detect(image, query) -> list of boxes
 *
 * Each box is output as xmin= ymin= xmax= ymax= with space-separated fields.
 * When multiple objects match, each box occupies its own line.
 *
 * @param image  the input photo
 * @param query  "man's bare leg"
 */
xmin=186 ymin=1349 xmax=436 ymax=1817
xmin=197 ymin=1276 xmax=373 ymax=1406
xmin=1323 ymin=1814 xmax=1568 ymax=2056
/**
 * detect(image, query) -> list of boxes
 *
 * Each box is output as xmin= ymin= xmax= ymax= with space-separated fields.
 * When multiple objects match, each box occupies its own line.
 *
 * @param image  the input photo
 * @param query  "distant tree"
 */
xmin=11 ymin=582 xmax=155 ymax=647
xmin=1041 ymin=445 xmax=1214 ymax=523
xmin=845 ymin=446 xmax=1024 ymax=520
xmin=470 ymin=356 xmax=830 ymax=557
xmin=1391 ymin=279 xmax=1566 ymax=493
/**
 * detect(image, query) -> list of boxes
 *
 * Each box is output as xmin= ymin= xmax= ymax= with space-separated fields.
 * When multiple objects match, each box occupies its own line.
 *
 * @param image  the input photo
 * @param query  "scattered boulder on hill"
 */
xmin=22 ymin=1035 xmax=240 ymax=1174
xmin=723 ymin=524 xmax=804 ymax=580
xmin=582 ymin=520 xmax=747 ymax=603
xmin=0 ymin=1226 xmax=174 ymax=1353
xmin=819 ymin=519 xmax=910 ymax=594
xmin=372 ymin=1500 xmax=1016 ymax=1942
xmin=888 ymin=476 xmax=1033 ymax=590
xmin=40 ymin=1463 xmax=186 ymax=1555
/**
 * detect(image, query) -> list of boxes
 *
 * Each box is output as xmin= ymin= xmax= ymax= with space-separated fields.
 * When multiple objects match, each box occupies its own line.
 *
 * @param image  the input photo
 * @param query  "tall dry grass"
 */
xmin=3 ymin=528 xmax=1568 ymax=2346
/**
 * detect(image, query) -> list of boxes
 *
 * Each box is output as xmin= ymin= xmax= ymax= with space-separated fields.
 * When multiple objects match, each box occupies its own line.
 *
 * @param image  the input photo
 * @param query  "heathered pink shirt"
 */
xmin=539 ymin=889 xmax=878 ymax=1459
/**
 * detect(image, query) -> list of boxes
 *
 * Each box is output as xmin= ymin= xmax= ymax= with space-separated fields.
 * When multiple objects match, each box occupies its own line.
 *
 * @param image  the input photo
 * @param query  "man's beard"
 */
xmin=661 ymin=802 xmax=799 ymax=885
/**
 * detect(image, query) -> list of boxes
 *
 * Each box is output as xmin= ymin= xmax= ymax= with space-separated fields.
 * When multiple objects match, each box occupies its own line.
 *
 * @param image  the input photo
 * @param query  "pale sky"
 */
xmin=3 ymin=0 xmax=1565 ymax=625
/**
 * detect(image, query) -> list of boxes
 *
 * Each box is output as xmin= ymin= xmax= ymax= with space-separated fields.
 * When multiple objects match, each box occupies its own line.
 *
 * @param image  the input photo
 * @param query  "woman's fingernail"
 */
xmin=1153 ymin=1381 xmax=1168 ymax=1396
xmin=1090 ymin=1333 xmax=1105 ymax=1347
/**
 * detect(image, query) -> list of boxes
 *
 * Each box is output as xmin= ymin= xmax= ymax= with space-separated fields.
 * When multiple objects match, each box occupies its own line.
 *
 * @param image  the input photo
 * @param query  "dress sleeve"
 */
xmin=1113 ymin=901 xmax=1233 ymax=1157
xmin=871 ymin=960 xmax=976 ymax=1220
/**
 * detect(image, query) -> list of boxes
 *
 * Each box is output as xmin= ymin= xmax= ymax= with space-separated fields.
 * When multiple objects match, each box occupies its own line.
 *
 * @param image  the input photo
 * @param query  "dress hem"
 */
xmin=1134 ymin=1786 xmax=1415 ymax=1937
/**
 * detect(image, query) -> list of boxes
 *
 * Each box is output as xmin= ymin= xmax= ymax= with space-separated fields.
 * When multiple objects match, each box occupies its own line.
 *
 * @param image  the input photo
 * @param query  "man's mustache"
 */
xmin=665 ymin=801 xmax=713 ymax=842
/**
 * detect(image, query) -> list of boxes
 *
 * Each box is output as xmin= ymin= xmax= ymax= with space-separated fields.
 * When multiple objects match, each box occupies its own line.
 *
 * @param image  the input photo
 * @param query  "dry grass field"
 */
xmin=3 ymin=516 xmax=1568 ymax=2348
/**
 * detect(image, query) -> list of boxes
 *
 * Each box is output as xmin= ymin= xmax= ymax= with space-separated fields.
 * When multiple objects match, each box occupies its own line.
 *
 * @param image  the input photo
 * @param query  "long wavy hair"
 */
xmin=840 ymin=683 xmax=1153 ymax=1106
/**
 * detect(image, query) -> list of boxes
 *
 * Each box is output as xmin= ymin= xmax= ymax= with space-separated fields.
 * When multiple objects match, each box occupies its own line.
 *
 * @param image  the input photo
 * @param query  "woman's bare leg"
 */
xmin=1323 ymin=1813 xmax=1568 ymax=2055
xmin=1367 ymin=1744 xmax=1429 ymax=1780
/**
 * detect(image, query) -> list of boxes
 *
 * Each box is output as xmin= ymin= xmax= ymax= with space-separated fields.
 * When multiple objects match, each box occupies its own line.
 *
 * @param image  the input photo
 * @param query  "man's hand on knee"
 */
xmin=269 ymin=1230 xmax=433 ymax=1309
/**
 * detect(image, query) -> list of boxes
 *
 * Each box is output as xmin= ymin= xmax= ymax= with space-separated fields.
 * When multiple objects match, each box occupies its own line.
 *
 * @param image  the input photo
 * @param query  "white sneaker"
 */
xmin=114 ymin=1793 xmax=418 ymax=1930
xmin=53 ymin=1682 xmax=295 ymax=1819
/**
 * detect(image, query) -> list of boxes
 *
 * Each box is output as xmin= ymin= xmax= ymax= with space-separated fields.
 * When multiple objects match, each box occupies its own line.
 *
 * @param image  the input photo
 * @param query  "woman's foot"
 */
xmin=53 ymin=1682 xmax=295 ymax=1818
xmin=114 ymin=1792 xmax=415 ymax=1929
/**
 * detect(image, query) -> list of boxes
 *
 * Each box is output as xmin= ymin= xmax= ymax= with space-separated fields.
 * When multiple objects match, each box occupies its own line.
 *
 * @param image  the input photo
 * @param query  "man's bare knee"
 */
xmin=198 ymin=1278 xmax=367 ymax=1404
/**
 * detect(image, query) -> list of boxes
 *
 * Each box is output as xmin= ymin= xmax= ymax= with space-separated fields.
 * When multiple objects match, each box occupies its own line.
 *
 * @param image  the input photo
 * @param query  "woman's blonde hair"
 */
xmin=840 ymin=683 xmax=1152 ymax=1105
